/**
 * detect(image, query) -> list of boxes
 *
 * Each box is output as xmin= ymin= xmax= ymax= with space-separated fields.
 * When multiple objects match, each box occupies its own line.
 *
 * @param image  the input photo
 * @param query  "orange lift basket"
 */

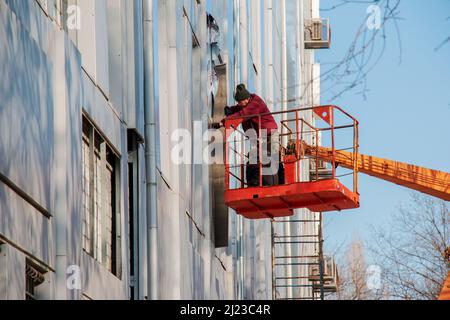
xmin=224 ymin=105 xmax=360 ymax=219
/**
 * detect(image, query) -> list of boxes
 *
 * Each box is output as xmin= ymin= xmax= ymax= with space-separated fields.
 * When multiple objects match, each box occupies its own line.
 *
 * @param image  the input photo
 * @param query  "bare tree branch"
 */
xmin=370 ymin=193 xmax=450 ymax=300
xmin=434 ymin=16 xmax=450 ymax=51
xmin=333 ymin=236 xmax=390 ymax=300
xmin=320 ymin=0 xmax=403 ymax=101
xmin=267 ymin=0 xmax=403 ymax=106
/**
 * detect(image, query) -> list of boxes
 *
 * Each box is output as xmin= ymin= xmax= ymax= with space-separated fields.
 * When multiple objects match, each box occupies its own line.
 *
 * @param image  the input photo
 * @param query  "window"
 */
xmin=82 ymin=116 xmax=121 ymax=276
xmin=25 ymin=261 xmax=45 ymax=300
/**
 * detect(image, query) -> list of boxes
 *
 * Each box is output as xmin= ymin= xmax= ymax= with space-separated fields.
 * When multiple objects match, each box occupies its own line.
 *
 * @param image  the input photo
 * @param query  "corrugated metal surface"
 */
xmin=0 ymin=0 xmax=322 ymax=300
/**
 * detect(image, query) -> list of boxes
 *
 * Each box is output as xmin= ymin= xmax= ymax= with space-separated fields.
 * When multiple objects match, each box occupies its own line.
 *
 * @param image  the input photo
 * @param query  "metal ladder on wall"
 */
xmin=271 ymin=214 xmax=326 ymax=300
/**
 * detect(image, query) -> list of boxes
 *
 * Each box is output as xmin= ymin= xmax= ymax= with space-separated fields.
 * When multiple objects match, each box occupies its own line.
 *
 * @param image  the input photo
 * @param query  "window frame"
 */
xmin=82 ymin=115 xmax=122 ymax=278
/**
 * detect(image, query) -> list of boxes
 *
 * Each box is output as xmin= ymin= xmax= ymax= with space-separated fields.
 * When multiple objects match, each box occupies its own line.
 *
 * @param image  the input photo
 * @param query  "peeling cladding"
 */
xmin=0 ymin=0 xmax=322 ymax=300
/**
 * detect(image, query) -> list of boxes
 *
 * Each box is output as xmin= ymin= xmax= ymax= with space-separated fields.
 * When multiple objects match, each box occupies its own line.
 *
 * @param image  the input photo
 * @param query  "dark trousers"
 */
xmin=246 ymin=133 xmax=284 ymax=187
xmin=246 ymin=161 xmax=284 ymax=187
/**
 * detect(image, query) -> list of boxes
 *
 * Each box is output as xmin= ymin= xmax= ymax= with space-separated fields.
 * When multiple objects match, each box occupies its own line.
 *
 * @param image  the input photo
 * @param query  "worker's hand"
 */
xmin=224 ymin=106 xmax=234 ymax=117
xmin=210 ymin=122 xmax=222 ymax=130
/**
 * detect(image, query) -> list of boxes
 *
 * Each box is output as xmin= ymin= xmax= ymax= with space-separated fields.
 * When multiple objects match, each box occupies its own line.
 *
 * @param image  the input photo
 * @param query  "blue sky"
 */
xmin=317 ymin=0 xmax=450 ymax=259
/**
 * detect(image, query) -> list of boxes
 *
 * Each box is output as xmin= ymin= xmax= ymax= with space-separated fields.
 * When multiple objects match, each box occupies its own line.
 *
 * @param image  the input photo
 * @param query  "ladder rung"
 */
xmin=275 ymin=259 xmax=319 ymax=263
xmin=274 ymin=285 xmax=314 ymax=288
xmin=275 ymin=262 xmax=320 ymax=266
xmin=275 ymin=255 xmax=319 ymax=259
xmin=275 ymin=298 xmax=317 ymax=300
xmin=274 ymin=241 xmax=321 ymax=244
xmin=273 ymin=220 xmax=321 ymax=223
xmin=271 ymin=213 xmax=325 ymax=301
xmin=274 ymin=235 xmax=320 ymax=238
xmin=275 ymin=276 xmax=312 ymax=280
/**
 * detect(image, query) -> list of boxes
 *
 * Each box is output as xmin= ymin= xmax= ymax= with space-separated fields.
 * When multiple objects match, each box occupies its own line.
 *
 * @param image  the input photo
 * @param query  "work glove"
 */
xmin=224 ymin=106 xmax=234 ymax=117
xmin=210 ymin=122 xmax=222 ymax=130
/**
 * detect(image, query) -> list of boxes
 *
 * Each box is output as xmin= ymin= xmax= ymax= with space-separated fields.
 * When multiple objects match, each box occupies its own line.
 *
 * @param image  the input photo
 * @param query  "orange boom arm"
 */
xmin=304 ymin=145 xmax=450 ymax=201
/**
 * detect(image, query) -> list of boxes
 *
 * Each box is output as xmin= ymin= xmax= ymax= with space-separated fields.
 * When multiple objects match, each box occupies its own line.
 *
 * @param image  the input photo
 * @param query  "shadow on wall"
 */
xmin=0 ymin=2 xmax=54 ymax=210
xmin=0 ymin=2 xmax=57 ymax=266
xmin=4 ymin=0 xmax=51 ymax=50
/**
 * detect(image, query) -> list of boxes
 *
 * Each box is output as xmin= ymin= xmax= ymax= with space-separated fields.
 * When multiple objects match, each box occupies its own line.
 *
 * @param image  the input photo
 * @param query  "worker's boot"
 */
xmin=246 ymin=164 xmax=260 ymax=187
xmin=278 ymin=162 xmax=285 ymax=185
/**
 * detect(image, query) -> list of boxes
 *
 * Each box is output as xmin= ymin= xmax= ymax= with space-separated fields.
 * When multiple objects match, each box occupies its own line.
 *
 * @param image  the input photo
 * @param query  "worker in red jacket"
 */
xmin=213 ymin=84 xmax=284 ymax=186
xmin=224 ymin=84 xmax=278 ymax=135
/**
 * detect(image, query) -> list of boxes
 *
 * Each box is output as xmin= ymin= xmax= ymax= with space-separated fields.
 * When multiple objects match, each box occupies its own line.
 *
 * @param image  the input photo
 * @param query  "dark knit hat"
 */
xmin=234 ymin=84 xmax=251 ymax=102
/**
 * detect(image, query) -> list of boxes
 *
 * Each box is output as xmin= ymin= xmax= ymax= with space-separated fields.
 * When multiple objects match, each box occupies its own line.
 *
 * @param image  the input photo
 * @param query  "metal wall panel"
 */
xmin=77 ymin=0 xmax=97 ymax=80
xmin=0 ymin=244 xmax=26 ymax=300
xmin=106 ymin=0 xmax=123 ymax=115
xmin=94 ymin=0 xmax=110 ymax=97
xmin=0 ymin=183 xmax=53 ymax=267
xmin=0 ymin=0 xmax=54 ymax=212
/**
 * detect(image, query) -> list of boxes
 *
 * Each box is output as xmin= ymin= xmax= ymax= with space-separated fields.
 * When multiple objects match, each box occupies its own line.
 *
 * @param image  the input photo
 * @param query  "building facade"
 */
xmin=0 ymin=0 xmax=324 ymax=300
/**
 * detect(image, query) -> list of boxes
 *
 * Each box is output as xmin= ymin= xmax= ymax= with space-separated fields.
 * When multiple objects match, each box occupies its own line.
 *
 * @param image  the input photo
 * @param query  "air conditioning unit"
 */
xmin=305 ymin=18 xmax=331 ymax=49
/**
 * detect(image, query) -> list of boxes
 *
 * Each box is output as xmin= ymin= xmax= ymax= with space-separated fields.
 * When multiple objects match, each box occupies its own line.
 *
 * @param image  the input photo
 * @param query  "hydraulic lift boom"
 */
xmin=303 ymin=144 xmax=450 ymax=201
xmin=302 ymin=143 xmax=450 ymax=299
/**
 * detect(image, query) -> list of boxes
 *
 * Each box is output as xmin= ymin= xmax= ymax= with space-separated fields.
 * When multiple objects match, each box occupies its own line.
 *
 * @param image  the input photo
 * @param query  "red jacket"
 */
xmin=226 ymin=94 xmax=278 ymax=134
